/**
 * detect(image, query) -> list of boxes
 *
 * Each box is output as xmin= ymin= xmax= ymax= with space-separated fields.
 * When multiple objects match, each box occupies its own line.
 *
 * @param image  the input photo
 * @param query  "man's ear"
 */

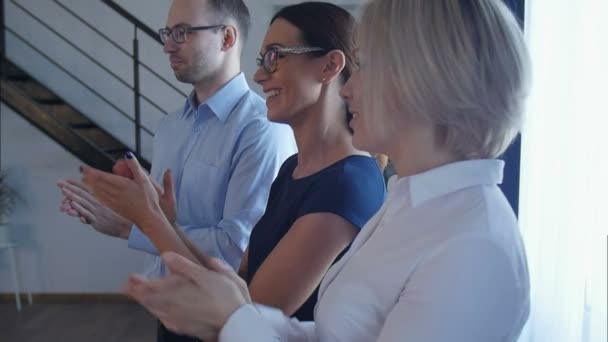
xmin=320 ymin=49 xmax=346 ymax=84
xmin=221 ymin=25 xmax=238 ymax=51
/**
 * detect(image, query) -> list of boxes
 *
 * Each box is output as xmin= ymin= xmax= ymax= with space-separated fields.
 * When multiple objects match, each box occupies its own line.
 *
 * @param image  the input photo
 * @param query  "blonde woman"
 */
xmin=84 ymin=0 xmax=531 ymax=341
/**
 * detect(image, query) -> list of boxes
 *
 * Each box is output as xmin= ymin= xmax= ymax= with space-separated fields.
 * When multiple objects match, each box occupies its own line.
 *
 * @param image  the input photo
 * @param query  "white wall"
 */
xmin=0 ymin=104 xmax=146 ymax=293
xmin=0 ymin=0 xmax=363 ymax=293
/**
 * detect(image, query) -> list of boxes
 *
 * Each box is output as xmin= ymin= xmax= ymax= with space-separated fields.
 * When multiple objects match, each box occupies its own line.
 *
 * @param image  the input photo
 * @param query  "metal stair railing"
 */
xmin=0 ymin=0 xmax=188 ymax=156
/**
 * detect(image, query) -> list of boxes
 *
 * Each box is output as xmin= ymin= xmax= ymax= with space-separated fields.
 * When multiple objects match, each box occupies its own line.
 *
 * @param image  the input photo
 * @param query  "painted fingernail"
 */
xmin=125 ymin=151 xmax=134 ymax=159
xmin=79 ymin=166 xmax=84 ymax=173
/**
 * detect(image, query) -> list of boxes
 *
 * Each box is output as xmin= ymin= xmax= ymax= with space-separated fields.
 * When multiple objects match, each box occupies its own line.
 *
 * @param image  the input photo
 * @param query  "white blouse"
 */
xmin=219 ymin=159 xmax=530 ymax=342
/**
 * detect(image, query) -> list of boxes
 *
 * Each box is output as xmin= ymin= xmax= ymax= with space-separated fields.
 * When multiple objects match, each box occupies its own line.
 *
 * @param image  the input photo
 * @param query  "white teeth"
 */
xmin=265 ymin=89 xmax=280 ymax=98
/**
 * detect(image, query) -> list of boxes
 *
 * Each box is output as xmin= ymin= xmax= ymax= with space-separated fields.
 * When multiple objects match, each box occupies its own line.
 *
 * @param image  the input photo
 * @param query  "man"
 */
xmin=58 ymin=0 xmax=295 ymax=340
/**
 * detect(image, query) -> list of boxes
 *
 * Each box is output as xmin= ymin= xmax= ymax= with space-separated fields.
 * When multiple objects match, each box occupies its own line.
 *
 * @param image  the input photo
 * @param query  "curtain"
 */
xmin=518 ymin=0 xmax=608 ymax=341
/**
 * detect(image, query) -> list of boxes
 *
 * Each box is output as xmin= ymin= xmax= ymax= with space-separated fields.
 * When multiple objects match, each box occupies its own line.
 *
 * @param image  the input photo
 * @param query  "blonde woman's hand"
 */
xmin=126 ymin=252 xmax=251 ymax=340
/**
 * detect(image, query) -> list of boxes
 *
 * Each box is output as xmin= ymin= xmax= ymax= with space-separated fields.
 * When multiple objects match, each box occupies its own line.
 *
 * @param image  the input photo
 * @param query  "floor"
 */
xmin=0 ymin=302 xmax=156 ymax=342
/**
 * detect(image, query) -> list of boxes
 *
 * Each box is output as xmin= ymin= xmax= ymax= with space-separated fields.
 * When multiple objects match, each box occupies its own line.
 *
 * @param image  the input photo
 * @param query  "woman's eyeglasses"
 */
xmin=256 ymin=46 xmax=326 ymax=74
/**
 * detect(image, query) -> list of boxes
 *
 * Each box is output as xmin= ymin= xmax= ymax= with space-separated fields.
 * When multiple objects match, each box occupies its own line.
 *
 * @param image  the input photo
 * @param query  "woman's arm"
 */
xmin=248 ymin=213 xmax=357 ymax=316
xmin=138 ymin=210 xmax=198 ymax=263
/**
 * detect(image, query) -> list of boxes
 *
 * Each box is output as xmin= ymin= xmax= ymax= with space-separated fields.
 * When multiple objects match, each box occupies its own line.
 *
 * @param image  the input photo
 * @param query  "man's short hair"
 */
xmin=208 ymin=0 xmax=251 ymax=45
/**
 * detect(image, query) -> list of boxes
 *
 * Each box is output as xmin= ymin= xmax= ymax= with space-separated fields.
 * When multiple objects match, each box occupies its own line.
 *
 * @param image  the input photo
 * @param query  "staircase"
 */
xmin=1 ymin=58 xmax=149 ymax=171
xmin=0 ymin=0 xmax=187 ymax=172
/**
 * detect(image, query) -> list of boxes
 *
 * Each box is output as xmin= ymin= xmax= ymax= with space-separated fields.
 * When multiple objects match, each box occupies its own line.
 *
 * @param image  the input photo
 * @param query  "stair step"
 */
xmin=6 ymin=75 xmax=30 ymax=82
xmin=39 ymin=104 xmax=91 ymax=126
xmin=11 ymin=80 xmax=62 ymax=102
xmin=70 ymin=123 xmax=97 ymax=129
xmin=72 ymin=126 xmax=125 ymax=151
xmin=1 ymin=61 xmax=28 ymax=80
xmin=36 ymin=98 xmax=65 ymax=105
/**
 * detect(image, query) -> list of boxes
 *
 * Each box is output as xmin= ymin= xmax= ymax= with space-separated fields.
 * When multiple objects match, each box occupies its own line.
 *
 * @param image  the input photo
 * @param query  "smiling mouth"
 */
xmin=264 ymin=89 xmax=281 ymax=99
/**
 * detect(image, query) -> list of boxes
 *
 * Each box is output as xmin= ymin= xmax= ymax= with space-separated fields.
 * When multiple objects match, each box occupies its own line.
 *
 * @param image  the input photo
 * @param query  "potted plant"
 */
xmin=0 ymin=171 xmax=18 ymax=244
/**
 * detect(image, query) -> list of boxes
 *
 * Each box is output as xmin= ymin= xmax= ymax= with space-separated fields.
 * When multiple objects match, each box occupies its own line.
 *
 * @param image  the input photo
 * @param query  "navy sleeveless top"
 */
xmin=247 ymin=154 xmax=386 ymax=321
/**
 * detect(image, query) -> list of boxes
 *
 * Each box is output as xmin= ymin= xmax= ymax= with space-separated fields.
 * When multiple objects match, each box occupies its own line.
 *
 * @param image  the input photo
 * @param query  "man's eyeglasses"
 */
xmin=256 ymin=46 xmax=326 ymax=74
xmin=158 ymin=24 xmax=226 ymax=44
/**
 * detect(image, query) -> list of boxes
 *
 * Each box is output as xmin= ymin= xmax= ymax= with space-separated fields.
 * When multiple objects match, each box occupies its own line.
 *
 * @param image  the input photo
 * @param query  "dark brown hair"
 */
xmin=271 ymin=2 xmax=356 ymax=128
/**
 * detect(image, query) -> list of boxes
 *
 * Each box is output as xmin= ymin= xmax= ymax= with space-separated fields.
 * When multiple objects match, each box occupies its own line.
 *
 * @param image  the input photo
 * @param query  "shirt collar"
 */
xmin=388 ymin=159 xmax=505 ymax=207
xmin=183 ymin=73 xmax=249 ymax=122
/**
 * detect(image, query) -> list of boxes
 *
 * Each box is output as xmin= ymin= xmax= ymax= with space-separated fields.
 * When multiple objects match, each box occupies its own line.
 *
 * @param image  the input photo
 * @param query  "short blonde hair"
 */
xmin=359 ymin=0 xmax=531 ymax=159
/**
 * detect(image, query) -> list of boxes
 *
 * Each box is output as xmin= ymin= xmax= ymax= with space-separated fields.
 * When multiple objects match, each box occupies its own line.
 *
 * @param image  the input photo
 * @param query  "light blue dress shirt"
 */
xmin=128 ymin=73 xmax=296 ymax=277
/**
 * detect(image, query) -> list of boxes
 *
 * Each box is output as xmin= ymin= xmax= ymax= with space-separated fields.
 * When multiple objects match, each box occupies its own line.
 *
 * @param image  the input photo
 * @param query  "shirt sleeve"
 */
xmin=296 ymin=158 xmax=385 ymax=229
xmin=129 ymin=119 xmax=295 ymax=271
xmin=219 ymin=304 xmax=316 ymax=342
xmin=376 ymin=236 xmax=530 ymax=342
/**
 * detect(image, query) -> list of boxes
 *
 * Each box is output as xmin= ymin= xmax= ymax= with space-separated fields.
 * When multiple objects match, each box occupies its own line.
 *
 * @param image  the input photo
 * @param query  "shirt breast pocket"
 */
xmin=179 ymin=158 xmax=227 ymax=224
